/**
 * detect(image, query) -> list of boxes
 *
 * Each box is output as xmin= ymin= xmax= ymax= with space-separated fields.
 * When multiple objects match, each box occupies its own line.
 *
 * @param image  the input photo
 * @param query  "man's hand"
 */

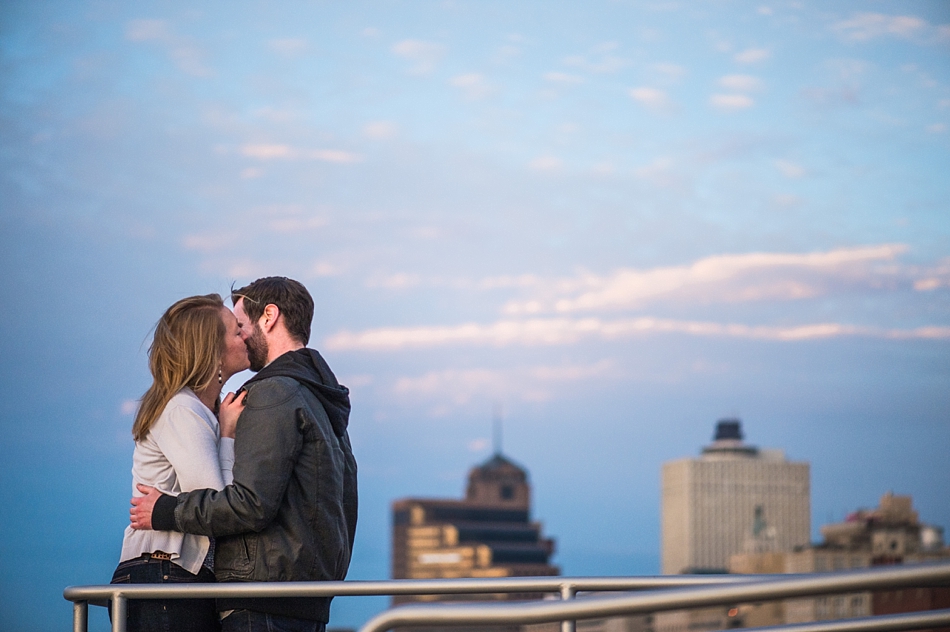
xmin=130 ymin=484 xmax=162 ymax=530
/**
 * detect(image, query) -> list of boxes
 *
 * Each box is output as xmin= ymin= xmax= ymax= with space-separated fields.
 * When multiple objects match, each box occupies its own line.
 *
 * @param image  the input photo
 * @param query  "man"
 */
xmin=131 ymin=277 xmax=358 ymax=632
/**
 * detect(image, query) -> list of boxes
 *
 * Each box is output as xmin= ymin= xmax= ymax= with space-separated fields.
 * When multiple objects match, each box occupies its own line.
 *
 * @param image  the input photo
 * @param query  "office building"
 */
xmin=391 ymin=450 xmax=558 ymax=606
xmin=661 ymin=419 xmax=811 ymax=575
xmin=731 ymin=492 xmax=950 ymax=630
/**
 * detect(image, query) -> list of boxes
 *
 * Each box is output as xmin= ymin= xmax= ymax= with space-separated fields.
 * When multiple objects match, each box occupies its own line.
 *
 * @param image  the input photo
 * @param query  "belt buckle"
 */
xmin=150 ymin=551 xmax=173 ymax=561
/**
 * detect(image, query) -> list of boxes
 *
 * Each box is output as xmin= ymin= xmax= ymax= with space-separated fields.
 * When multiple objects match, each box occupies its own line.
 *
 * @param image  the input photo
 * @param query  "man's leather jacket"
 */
xmin=152 ymin=348 xmax=358 ymax=622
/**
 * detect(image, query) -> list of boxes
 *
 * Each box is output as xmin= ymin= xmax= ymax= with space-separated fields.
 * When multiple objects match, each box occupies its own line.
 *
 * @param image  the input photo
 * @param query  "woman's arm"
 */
xmin=152 ymin=404 xmax=226 ymax=492
xmin=217 ymin=392 xmax=246 ymax=486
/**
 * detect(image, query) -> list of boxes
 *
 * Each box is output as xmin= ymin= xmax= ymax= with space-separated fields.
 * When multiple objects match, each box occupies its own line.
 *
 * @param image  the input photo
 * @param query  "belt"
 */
xmin=141 ymin=551 xmax=173 ymax=561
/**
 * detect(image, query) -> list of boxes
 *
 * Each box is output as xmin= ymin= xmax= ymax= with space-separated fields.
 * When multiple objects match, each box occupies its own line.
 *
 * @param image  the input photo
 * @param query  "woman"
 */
xmin=111 ymin=294 xmax=250 ymax=632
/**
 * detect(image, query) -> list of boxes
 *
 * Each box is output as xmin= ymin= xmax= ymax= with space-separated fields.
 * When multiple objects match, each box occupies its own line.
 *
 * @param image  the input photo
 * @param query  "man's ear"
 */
xmin=260 ymin=304 xmax=280 ymax=334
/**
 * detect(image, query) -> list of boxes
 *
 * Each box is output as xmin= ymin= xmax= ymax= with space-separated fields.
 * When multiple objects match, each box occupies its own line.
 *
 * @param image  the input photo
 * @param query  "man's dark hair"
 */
xmin=232 ymin=277 xmax=314 ymax=345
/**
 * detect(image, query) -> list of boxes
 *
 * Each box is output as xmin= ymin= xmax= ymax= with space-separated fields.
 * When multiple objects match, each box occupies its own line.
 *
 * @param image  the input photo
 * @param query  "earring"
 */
xmin=218 ymin=368 xmax=223 ymax=385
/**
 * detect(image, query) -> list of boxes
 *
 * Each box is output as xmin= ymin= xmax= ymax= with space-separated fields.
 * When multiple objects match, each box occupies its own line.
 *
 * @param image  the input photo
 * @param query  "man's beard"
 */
xmin=245 ymin=324 xmax=269 ymax=372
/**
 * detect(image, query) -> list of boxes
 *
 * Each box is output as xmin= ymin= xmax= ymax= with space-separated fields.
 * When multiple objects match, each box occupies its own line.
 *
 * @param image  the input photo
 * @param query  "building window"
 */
xmin=500 ymin=485 xmax=514 ymax=500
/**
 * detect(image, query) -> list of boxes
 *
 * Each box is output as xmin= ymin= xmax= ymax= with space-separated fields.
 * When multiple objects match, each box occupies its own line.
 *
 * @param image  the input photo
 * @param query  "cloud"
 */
xmin=633 ymin=156 xmax=678 ymax=187
xmin=801 ymin=86 xmax=860 ymax=108
xmin=734 ymin=48 xmax=771 ymax=64
xmin=543 ymin=71 xmax=584 ymax=84
xmin=391 ymin=360 xmax=618 ymax=405
xmin=833 ymin=13 xmax=927 ymax=41
xmin=124 ymin=19 xmax=212 ymax=77
xmin=913 ymin=258 xmax=950 ymax=290
xmin=269 ymin=38 xmax=308 ymax=57
xmin=309 ymin=149 xmax=362 ymax=163
xmin=268 ymin=216 xmax=327 ymax=232
xmin=563 ymin=43 xmax=630 ymax=74
xmin=915 ymin=278 xmax=942 ymax=291
xmin=366 ymin=273 xmax=421 ymax=290
xmin=120 ymin=399 xmax=138 ymax=415
xmin=181 ymin=232 xmax=241 ymax=253
xmin=167 ymin=45 xmax=213 ymax=77
xmin=363 ymin=121 xmax=398 ymax=140
xmin=528 ymin=155 xmax=563 ymax=172
xmin=503 ymin=244 xmax=910 ymax=315
xmin=125 ymin=19 xmax=170 ymax=42
xmin=710 ymin=93 xmax=755 ymax=111
xmin=718 ymin=74 xmax=763 ymax=92
xmin=392 ymin=39 xmax=445 ymax=75
xmin=252 ymin=107 xmax=300 ymax=123
xmin=650 ymin=63 xmax=687 ymax=83
xmin=240 ymin=144 xmax=361 ymax=163
xmin=325 ymin=316 xmax=950 ymax=351
xmin=468 ymin=438 xmax=489 ymax=452
xmin=477 ymin=274 xmax=542 ymax=290
xmin=927 ymin=123 xmax=947 ymax=134
xmin=242 ymin=144 xmax=293 ymax=159
xmin=772 ymin=193 xmax=803 ymax=209
xmin=629 ymin=87 xmax=672 ymax=112
xmin=449 ymin=73 xmax=494 ymax=100
xmin=775 ymin=159 xmax=806 ymax=178
xmin=493 ymin=44 xmax=521 ymax=63
xmin=311 ymin=261 xmax=342 ymax=277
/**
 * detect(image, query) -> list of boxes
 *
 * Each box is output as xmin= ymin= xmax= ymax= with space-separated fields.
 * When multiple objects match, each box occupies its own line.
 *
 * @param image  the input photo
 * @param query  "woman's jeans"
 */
xmin=111 ymin=553 xmax=221 ymax=632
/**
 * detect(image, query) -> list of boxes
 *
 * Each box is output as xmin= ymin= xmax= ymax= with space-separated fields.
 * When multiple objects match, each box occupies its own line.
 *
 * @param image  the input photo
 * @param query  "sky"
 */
xmin=1 ymin=1 xmax=949 ymax=630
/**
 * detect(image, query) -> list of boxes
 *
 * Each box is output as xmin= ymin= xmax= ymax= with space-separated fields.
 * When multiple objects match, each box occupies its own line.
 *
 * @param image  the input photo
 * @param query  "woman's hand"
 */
xmin=218 ymin=390 xmax=246 ymax=438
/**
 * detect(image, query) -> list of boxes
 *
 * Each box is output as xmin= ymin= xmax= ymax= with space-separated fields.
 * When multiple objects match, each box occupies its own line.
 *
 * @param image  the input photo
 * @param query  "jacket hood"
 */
xmin=243 ymin=348 xmax=351 ymax=437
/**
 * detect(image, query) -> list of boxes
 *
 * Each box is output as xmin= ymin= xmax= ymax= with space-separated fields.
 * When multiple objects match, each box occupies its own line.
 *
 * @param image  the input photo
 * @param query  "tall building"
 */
xmin=661 ymin=419 xmax=810 ymax=575
xmin=729 ymin=492 xmax=950 ymax=631
xmin=391 ymin=451 xmax=558 ymax=606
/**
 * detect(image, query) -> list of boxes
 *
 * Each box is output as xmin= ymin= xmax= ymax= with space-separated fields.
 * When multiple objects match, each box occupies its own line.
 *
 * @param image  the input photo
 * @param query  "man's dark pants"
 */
xmin=222 ymin=609 xmax=326 ymax=632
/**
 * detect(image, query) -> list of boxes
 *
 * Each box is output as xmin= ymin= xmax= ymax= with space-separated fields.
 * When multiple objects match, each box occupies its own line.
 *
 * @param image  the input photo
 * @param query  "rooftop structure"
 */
xmin=391 ymin=450 xmax=558 ymax=606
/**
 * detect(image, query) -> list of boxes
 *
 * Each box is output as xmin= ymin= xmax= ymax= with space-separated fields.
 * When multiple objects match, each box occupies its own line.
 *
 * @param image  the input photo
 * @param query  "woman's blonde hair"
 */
xmin=132 ymin=294 xmax=226 ymax=442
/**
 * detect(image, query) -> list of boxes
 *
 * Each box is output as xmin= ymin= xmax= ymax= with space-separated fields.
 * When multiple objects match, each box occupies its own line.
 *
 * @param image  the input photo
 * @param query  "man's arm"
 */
xmin=133 ymin=378 xmax=305 ymax=537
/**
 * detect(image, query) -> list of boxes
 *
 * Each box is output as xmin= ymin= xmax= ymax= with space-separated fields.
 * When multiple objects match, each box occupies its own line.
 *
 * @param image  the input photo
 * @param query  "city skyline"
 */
xmin=2 ymin=2 xmax=949 ymax=631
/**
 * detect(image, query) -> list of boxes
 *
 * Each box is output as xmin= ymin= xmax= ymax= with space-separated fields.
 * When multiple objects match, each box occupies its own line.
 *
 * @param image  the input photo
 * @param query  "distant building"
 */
xmin=729 ymin=492 xmax=950 ymax=631
xmin=661 ymin=419 xmax=811 ymax=575
xmin=391 ymin=451 xmax=558 ymax=607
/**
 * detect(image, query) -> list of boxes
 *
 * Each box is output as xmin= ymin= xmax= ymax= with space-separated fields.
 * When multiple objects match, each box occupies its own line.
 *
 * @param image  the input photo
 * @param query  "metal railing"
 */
xmin=63 ymin=561 xmax=950 ymax=632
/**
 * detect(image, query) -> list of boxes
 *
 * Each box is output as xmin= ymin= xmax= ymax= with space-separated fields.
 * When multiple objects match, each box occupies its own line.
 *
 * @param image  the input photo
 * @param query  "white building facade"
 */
xmin=661 ymin=419 xmax=810 ymax=575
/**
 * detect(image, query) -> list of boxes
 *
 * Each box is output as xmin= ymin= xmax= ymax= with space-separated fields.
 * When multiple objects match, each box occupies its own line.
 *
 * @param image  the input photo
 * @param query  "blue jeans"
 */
xmin=221 ymin=609 xmax=326 ymax=632
xmin=111 ymin=554 xmax=221 ymax=632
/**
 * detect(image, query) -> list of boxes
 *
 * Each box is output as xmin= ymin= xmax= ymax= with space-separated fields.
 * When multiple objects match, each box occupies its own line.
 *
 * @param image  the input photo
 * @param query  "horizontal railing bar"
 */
xmin=736 ymin=609 xmax=950 ymax=632
xmin=63 ymin=573 xmax=778 ymax=602
xmin=357 ymin=563 xmax=950 ymax=632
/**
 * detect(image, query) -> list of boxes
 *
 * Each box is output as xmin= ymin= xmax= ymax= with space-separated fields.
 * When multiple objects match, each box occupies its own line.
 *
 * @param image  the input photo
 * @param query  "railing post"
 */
xmin=560 ymin=582 xmax=576 ymax=632
xmin=72 ymin=600 xmax=88 ymax=632
xmin=111 ymin=593 xmax=127 ymax=632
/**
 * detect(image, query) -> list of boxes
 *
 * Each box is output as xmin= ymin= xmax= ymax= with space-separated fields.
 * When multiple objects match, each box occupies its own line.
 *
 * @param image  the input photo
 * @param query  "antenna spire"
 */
xmin=492 ymin=402 xmax=503 ymax=456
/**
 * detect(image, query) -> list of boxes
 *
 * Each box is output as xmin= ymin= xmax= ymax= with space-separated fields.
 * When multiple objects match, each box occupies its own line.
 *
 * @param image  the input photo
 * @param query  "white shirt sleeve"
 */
xmin=219 ymin=437 xmax=235 ymax=486
xmin=151 ymin=404 xmax=226 ymax=492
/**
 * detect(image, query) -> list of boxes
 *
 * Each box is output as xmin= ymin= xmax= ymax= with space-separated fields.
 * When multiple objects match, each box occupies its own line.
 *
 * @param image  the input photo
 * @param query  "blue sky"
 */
xmin=2 ymin=1 xmax=949 ymax=631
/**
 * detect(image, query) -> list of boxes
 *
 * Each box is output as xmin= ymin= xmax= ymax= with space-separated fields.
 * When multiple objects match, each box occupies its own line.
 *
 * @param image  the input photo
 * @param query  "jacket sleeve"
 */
xmin=170 ymin=377 xmax=304 ymax=537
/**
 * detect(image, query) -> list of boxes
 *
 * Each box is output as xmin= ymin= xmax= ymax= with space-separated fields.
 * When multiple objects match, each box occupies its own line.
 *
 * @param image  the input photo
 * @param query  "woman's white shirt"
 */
xmin=119 ymin=388 xmax=234 ymax=574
